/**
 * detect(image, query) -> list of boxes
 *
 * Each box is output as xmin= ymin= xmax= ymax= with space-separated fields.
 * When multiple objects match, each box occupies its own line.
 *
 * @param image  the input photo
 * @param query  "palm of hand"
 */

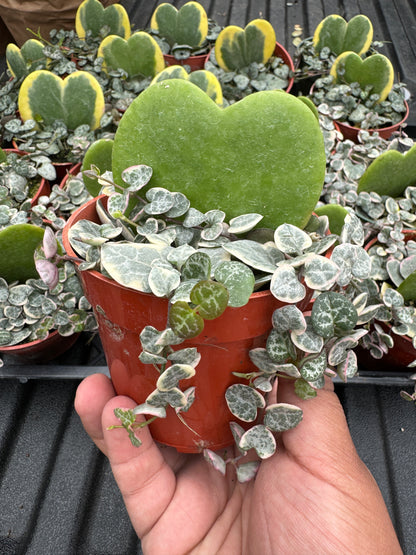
xmin=76 ymin=375 xmax=402 ymax=555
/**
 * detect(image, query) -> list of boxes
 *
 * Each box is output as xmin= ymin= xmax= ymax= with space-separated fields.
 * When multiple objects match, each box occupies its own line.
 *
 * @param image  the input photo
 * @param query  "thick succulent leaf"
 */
xmin=18 ymin=70 xmax=104 ymax=130
xmin=337 ymin=349 xmax=358 ymax=382
xmin=214 ymin=261 xmax=255 ymax=307
xmin=204 ymin=449 xmax=226 ymax=475
xmin=331 ymin=244 xmax=372 ymax=286
xmin=272 ymin=305 xmax=306 ymax=335
xmin=274 ymin=224 xmax=312 ymax=256
xmin=239 ymin=425 xmax=276 ymax=459
xmin=148 ymin=265 xmax=181 ymax=297
xmin=263 ymin=403 xmax=303 ymax=432
xmin=146 ymin=387 xmax=187 ymax=409
xmin=311 ymin=291 xmax=358 ymax=337
xmin=101 ymin=242 xmax=168 ymax=293
xmin=182 ymin=252 xmax=211 ymax=280
xmin=76 ymin=0 xmax=131 ymax=39
xmin=299 ymin=351 xmax=326 ymax=382
xmin=222 ymin=240 xmax=277 ymax=273
xmin=150 ymin=1 xmax=208 ymax=47
xmin=225 ymin=384 xmax=265 ymax=422
xmin=266 ymin=329 xmax=296 ymax=363
xmin=270 ymin=265 xmax=306 ymax=303
xmin=169 ymin=301 xmax=204 ymax=339
xmin=156 ymin=363 xmax=196 ymax=391
xmin=294 ymin=378 xmax=317 ymax=400
xmin=313 ymin=13 xmax=372 ymax=56
xmin=133 ymin=403 xmax=167 ymax=418
xmin=190 ymin=280 xmax=229 ymax=320
xmin=215 ymin=19 xmax=276 ymax=71
xmin=98 ymin=32 xmax=164 ymax=77
xmin=249 ymin=347 xmax=284 ymax=374
xmin=303 ymin=254 xmax=340 ymax=290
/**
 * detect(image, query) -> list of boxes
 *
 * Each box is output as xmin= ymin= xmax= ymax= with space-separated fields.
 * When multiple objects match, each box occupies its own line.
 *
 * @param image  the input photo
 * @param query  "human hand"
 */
xmin=75 ymin=374 xmax=402 ymax=555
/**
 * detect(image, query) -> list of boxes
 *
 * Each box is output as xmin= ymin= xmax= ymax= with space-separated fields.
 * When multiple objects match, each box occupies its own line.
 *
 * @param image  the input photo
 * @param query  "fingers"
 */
xmin=101 ymin=396 xmax=177 ymax=539
xmin=74 ymin=373 xmax=116 ymax=455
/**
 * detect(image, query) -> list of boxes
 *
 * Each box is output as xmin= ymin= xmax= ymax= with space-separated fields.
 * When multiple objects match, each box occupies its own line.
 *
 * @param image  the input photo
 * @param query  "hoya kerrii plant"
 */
xmin=205 ymin=18 xmax=293 ymax=104
xmin=61 ymin=77 xmax=377 ymax=478
xmin=293 ymin=13 xmax=374 ymax=93
xmin=149 ymin=1 xmax=211 ymax=62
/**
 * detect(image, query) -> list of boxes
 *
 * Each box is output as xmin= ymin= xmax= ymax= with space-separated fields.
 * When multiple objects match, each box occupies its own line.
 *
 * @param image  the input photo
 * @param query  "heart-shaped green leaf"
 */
xmin=76 ymin=0 xmax=131 ymax=39
xmin=81 ymin=138 xmax=114 ymax=197
xmin=152 ymin=65 xmax=223 ymax=105
xmin=98 ymin=32 xmax=165 ymax=78
xmin=357 ymin=144 xmax=416 ymax=197
xmin=314 ymin=204 xmax=348 ymax=235
xmin=239 ymin=425 xmax=276 ymax=458
xmin=150 ymin=1 xmax=208 ymax=48
xmin=18 ymin=70 xmax=105 ymax=130
xmin=0 ymin=224 xmax=45 ymax=283
xmin=330 ymin=51 xmax=394 ymax=102
xmin=225 ymin=384 xmax=265 ymax=422
xmin=311 ymin=291 xmax=358 ymax=337
xmin=112 ymin=80 xmax=326 ymax=229
xmin=190 ymin=280 xmax=229 ymax=319
xmin=313 ymin=14 xmax=373 ymax=56
xmin=6 ymin=39 xmax=46 ymax=80
xmin=169 ymin=300 xmax=204 ymax=338
xmin=264 ymin=403 xmax=303 ymax=432
xmin=215 ymin=18 xmax=276 ymax=71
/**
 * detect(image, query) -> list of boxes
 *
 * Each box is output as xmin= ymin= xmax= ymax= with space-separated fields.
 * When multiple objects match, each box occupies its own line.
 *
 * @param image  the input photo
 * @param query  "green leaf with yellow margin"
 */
xmin=6 ymin=39 xmax=47 ymax=80
xmin=215 ymin=19 xmax=276 ymax=71
xmin=151 ymin=65 xmax=223 ymax=105
xmin=150 ymin=1 xmax=208 ymax=48
xmin=75 ymin=0 xmax=131 ymax=39
xmin=357 ymin=144 xmax=416 ymax=197
xmin=18 ymin=70 xmax=105 ymax=130
xmin=313 ymin=14 xmax=373 ymax=56
xmin=330 ymin=51 xmax=394 ymax=102
xmin=98 ymin=31 xmax=165 ymax=78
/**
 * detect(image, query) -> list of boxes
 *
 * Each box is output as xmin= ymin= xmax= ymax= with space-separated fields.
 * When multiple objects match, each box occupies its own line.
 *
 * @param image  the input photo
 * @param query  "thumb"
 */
xmin=101 ymin=396 xmax=176 ymax=539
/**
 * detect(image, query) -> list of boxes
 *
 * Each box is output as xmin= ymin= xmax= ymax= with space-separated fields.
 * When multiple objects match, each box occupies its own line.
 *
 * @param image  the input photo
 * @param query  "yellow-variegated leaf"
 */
xmin=330 ymin=51 xmax=394 ymax=102
xmin=6 ymin=39 xmax=46 ymax=80
xmin=313 ymin=14 xmax=373 ymax=56
xmin=76 ymin=0 xmax=131 ymax=39
xmin=215 ymin=19 xmax=276 ymax=71
xmin=18 ymin=70 xmax=105 ymax=130
xmin=150 ymin=1 xmax=208 ymax=48
xmin=151 ymin=65 xmax=223 ymax=105
xmin=98 ymin=31 xmax=164 ymax=77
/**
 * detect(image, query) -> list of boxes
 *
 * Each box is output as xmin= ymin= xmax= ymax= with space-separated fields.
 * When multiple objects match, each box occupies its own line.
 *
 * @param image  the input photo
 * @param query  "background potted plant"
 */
xmin=205 ymin=18 xmax=294 ymax=103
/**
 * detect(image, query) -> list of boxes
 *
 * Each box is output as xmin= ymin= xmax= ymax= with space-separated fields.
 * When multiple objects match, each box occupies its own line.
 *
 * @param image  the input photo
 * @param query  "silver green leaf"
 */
xmin=214 ymin=261 xmax=255 ymax=307
xmin=263 ymin=403 xmax=303 ymax=432
xmin=299 ymin=351 xmax=326 ymax=382
xmin=249 ymin=347 xmax=284 ymax=374
xmin=239 ymin=425 xmax=276 ymax=459
xmin=274 ymin=224 xmax=312 ymax=255
xmin=133 ymin=403 xmax=167 ymax=418
xmin=121 ymin=164 xmax=153 ymax=191
xmin=228 ymin=213 xmax=263 ymax=234
xmin=204 ymin=449 xmax=226 ymax=475
xmin=225 ymin=384 xmax=265 ymax=422
xmin=148 ymin=265 xmax=181 ymax=297
xmin=303 ymin=254 xmax=339 ymax=290
xmin=266 ymin=330 xmax=296 ymax=363
xmin=270 ymin=265 xmax=306 ymax=303
xmin=236 ymin=461 xmax=260 ymax=482
xmin=222 ymin=240 xmax=277 ymax=273
xmin=156 ymin=363 xmax=196 ymax=391
xmin=272 ymin=305 xmax=306 ymax=335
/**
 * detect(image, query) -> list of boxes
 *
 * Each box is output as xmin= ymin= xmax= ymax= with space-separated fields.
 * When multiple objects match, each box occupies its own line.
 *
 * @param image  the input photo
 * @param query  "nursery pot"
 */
xmin=63 ymin=196 xmax=313 ymax=453
xmin=4 ymin=149 xmax=50 ymax=205
xmin=357 ymin=231 xmax=416 ymax=372
xmin=273 ymin=42 xmax=295 ymax=93
xmin=163 ymin=50 xmax=211 ymax=71
xmin=334 ymin=101 xmax=409 ymax=143
xmin=0 ymin=330 xmax=79 ymax=363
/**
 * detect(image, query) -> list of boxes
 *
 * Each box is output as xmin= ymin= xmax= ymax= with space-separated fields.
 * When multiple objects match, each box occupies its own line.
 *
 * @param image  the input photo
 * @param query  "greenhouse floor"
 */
xmin=1 ymin=1 xmax=416 ymax=554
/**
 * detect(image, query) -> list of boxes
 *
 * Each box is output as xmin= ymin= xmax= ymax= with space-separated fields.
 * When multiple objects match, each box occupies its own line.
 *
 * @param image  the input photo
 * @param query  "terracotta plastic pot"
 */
xmin=0 ymin=331 xmax=79 ymax=363
xmin=62 ymin=196 xmax=313 ymax=452
xmin=334 ymin=101 xmax=409 ymax=143
xmin=58 ymin=162 xmax=82 ymax=189
xmin=273 ymin=42 xmax=295 ymax=93
xmin=163 ymin=50 xmax=211 ymax=71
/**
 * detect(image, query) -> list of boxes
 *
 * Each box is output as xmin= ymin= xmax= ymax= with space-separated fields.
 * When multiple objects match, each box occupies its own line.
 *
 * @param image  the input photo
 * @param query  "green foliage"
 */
xmin=150 ymin=1 xmax=208 ymax=48
xmin=98 ymin=32 xmax=165 ymax=78
xmin=0 ymin=224 xmax=44 ymax=282
xmin=215 ymin=19 xmax=276 ymax=71
xmin=358 ymin=144 xmax=416 ymax=197
xmin=75 ymin=0 xmax=131 ymax=39
xmin=81 ymin=139 xmax=114 ymax=197
xmin=313 ymin=14 xmax=373 ymax=56
xmin=6 ymin=40 xmax=47 ymax=80
xmin=112 ymin=79 xmax=326 ymax=229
